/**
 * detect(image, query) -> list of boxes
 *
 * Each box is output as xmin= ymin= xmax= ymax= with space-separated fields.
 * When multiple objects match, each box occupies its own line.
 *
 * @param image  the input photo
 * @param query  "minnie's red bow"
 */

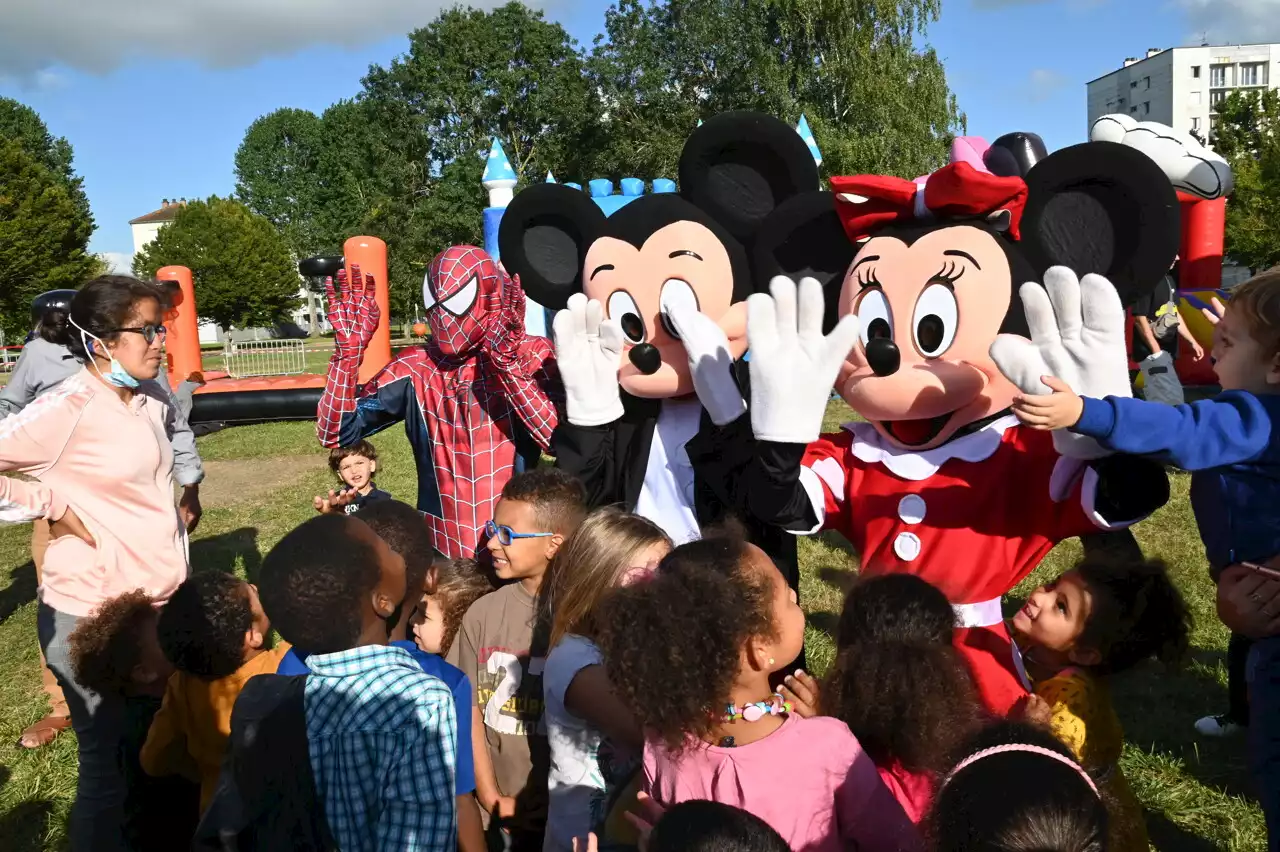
xmin=831 ymin=161 xmax=1028 ymax=243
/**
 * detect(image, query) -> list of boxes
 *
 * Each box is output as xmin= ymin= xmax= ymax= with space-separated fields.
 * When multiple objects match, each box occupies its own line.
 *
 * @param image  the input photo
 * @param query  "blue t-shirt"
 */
xmin=278 ymin=641 xmax=476 ymax=796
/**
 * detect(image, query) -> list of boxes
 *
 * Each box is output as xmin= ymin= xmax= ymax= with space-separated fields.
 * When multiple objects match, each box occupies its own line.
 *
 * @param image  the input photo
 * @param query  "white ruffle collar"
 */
xmin=845 ymin=414 xmax=1019 ymax=481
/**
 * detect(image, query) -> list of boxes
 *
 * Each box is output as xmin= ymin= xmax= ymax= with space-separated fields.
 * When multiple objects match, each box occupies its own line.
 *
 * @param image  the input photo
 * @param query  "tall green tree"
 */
xmin=588 ymin=0 xmax=964 ymax=180
xmin=234 ymin=108 xmax=326 ymax=258
xmin=1212 ymin=89 xmax=1280 ymax=273
xmin=0 ymin=140 xmax=98 ymax=340
xmin=132 ymin=197 xmax=301 ymax=329
xmin=0 ymin=97 xmax=93 ymax=223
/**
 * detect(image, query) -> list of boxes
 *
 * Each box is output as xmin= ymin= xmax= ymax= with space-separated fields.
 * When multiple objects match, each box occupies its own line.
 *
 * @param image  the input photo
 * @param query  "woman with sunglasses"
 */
xmin=0 ymin=275 xmax=194 ymax=852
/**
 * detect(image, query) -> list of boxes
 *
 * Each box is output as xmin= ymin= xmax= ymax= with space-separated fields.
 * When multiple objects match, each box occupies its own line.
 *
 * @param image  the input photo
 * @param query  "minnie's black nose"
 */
xmin=628 ymin=343 xmax=662 ymax=375
xmin=865 ymin=339 xmax=901 ymax=377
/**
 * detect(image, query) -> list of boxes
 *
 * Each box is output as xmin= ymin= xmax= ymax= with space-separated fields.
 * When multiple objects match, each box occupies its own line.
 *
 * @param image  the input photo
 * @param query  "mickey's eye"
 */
xmin=912 ymin=283 xmax=958 ymax=357
xmin=607 ymin=290 xmax=646 ymax=344
xmin=659 ymin=279 xmax=699 ymax=339
xmin=856 ymin=289 xmax=893 ymax=346
xmin=442 ymin=275 xmax=478 ymax=316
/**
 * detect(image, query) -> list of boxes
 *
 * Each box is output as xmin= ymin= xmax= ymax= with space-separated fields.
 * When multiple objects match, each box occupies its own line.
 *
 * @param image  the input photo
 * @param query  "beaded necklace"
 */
xmin=717 ymin=692 xmax=791 ymax=747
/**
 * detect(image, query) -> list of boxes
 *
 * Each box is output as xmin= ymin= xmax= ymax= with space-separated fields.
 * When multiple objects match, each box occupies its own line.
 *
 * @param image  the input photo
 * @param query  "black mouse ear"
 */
xmin=984 ymin=132 xmax=1049 ymax=178
xmin=680 ymin=111 xmax=820 ymax=243
xmin=753 ymin=191 xmax=856 ymax=333
xmin=1021 ymin=140 xmax=1180 ymax=306
xmin=498 ymin=183 xmax=605 ymax=310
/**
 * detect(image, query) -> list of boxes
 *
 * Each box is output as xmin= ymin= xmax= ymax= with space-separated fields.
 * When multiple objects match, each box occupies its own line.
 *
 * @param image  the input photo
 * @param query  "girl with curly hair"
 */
xmin=595 ymin=531 xmax=918 ymax=852
xmin=541 ymin=507 xmax=672 ymax=852
xmin=1010 ymin=557 xmax=1193 ymax=852
xmin=780 ymin=574 xmax=986 ymax=824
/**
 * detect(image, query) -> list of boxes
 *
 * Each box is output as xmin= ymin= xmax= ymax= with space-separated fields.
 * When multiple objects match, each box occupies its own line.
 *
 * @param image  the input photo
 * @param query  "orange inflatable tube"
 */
xmin=156 ymin=265 xmax=203 ymax=382
xmin=344 ymin=236 xmax=392 ymax=382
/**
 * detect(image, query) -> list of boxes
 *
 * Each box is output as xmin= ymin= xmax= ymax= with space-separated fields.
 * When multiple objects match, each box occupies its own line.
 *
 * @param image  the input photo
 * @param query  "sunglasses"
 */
xmin=107 ymin=324 xmax=168 ymax=344
xmin=485 ymin=519 xmax=554 ymax=547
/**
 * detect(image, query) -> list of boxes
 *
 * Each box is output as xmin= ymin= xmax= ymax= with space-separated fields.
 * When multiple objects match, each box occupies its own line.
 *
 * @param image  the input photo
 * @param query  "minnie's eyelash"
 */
xmin=930 ymin=260 xmax=964 ymax=286
xmin=857 ymin=266 xmax=882 ymax=288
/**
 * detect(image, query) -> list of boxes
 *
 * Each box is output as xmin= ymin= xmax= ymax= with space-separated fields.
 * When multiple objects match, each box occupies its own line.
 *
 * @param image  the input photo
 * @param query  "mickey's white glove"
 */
xmin=747 ymin=276 xmax=861 ymax=445
xmin=552 ymin=293 xmax=625 ymax=427
xmin=990 ymin=267 xmax=1132 ymax=460
xmin=665 ymin=302 xmax=745 ymax=426
xmin=1090 ymin=114 xmax=1233 ymax=199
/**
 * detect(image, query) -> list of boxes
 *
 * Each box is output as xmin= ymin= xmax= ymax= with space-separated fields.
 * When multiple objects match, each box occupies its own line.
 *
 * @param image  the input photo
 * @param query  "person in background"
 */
xmin=314 ymin=440 xmax=393 ymax=515
xmin=413 ymin=555 xmax=496 ymax=660
xmin=0 ymin=277 xmax=194 ymax=851
xmin=142 ymin=571 xmax=291 ymax=814
xmin=67 ymin=589 xmax=200 ymax=852
xmin=447 ymin=468 xmax=587 ymax=852
xmin=1131 ymin=257 xmax=1206 ymax=406
xmin=6 ymin=287 xmax=204 ymax=751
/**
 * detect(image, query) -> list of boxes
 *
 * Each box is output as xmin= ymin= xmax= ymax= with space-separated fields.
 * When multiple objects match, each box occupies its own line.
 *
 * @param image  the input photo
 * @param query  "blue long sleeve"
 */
xmin=1071 ymin=391 xmax=1273 ymax=471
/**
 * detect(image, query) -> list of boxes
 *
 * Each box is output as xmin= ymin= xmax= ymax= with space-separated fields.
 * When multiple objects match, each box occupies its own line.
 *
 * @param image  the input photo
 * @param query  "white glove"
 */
xmin=664 ymin=302 xmax=745 ymax=426
xmin=552 ymin=293 xmax=625 ymax=427
xmin=990 ymin=267 xmax=1133 ymax=460
xmin=1090 ymin=113 xmax=1233 ymax=199
xmin=747 ymin=276 xmax=861 ymax=445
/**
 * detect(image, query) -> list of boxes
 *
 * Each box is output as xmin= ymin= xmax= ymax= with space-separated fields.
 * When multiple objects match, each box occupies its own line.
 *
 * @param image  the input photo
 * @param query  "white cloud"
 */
xmin=0 ymin=0 xmax=570 ymax=78
xmin=1175 ymin=0 xmax=1280 ymax=44
xmin=1022 ymin=68 xmax=1068 ymax=103
xmin=100 ymin=251 xmax=135 ymax=274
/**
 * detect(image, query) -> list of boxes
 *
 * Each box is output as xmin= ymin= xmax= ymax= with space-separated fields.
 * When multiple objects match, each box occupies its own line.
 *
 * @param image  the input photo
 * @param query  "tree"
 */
xmin=1213 ymin=89 xmax=1280 ymax=272
xmin=0 ymin=140 xmax=98 ymax=340
xmin=234 ymin=108 xmax=326 ymax=259
xmin=0 ymin=97 xmax=93 ymax=223
xmin=588 ymin=0 xmax=965 ymax=181
xmin=132 ymin=197 xmax=301 ymax=329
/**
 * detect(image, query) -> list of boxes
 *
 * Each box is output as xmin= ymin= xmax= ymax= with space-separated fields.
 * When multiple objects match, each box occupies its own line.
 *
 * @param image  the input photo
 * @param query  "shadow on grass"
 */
xmin=0 ymin=766 xmax=55 ymax=851
xmin=0 ymin=560 xmax=36 ymax=625
xmin=1146 ymin=810 xmax=1221 ymax=852
xmin=190 ymin=528 xmax=264 ymax=583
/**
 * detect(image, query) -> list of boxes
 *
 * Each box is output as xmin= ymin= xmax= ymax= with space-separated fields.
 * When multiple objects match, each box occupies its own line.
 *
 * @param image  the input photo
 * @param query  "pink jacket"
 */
xmin=0 ymin=369 xmax=188 ymax=616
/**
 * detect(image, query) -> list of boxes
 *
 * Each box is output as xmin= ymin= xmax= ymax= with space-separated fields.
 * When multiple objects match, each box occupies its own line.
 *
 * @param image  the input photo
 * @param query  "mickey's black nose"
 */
xmin=628 ymin=343 xmax=662 ymax=375
xmin=865 ymin=339 xmax=901 ymax=377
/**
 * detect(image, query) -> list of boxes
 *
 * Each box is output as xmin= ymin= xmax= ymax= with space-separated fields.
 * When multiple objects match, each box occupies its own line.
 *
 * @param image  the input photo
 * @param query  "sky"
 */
xmin=0 ymin=0 xmax=1276 ymax=271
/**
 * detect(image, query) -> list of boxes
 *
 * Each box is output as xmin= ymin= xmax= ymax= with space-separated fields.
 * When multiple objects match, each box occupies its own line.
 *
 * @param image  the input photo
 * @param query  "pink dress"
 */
xmin=643 ymin=715 xmax=920 ymax=852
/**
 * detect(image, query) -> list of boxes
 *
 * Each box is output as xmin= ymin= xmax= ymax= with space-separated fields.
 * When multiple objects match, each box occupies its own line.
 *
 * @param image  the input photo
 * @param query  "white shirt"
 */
xmin=633 ymin=398 xmax=703 ymax=545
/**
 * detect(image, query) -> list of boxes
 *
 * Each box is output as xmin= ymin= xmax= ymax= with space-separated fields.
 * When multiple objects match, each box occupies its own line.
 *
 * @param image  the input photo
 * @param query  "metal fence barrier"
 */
xmin=222 ymin=338 xmax=306 ymax=379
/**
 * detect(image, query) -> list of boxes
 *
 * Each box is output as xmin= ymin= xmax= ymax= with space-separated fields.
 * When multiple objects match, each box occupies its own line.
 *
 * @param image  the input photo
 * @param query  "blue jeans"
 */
xmin=38 ymin=601 xmax=127 ymax=852
xmin=1248 ymin=636 xmax=1280 ymax=851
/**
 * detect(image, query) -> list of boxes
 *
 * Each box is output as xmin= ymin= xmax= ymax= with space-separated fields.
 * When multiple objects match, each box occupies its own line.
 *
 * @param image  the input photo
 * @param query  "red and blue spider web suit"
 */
xmin=318 ymin=245 xmax=560 ymax=558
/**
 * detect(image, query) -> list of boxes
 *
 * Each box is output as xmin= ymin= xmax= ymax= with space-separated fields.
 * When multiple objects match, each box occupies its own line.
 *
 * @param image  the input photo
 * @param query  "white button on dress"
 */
xmin=894 ymin=531 xmax=922 ymax=562
xmin=897 ymin=494 xmax=927 ymax=525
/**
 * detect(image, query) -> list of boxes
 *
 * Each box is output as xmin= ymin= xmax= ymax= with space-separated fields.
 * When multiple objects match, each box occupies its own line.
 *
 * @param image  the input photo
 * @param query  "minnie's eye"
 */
xmin=912 ymin=283 xmax=958 ymax=357
xmin=607 ymin=290 xmax=646 ymax=344
xmin=856 ymin=289 xmax=893 ymax=346
xmin=659 ymin=279 xmax=699 ymax=338
xmin=442 ymin=275 xmax=478 ymax=316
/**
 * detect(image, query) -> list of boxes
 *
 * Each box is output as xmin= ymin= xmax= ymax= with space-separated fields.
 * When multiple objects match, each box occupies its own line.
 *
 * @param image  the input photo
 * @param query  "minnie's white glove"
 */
xmin=990 ymin=267 xmax=1132 ymax=460
xmin=664 ymin=302 xmax=745 ymax=426
xmin=552 ymin=294 xmax=625 ymax=427
xmin=747 ymin=276 xmax=861 ymax=445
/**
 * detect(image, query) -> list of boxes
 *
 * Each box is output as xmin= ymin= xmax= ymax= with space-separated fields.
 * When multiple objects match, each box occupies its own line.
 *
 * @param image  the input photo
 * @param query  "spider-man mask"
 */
xmin=423 ymin=246 xmax=501 ymax=356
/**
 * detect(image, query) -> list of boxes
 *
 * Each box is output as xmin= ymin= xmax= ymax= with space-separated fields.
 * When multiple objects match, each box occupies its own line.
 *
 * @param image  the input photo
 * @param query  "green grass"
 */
xmin=0 ymin=405 xmax=1267 ymax=850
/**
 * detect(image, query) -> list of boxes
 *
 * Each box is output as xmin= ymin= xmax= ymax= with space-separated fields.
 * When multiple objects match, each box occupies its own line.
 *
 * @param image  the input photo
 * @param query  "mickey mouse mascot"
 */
xmin=728 ymin=131 xmax=1188 ymax=714
xmin=496 ymin=111 xmax=849 ymax=603
xmin=318 ymin=246 xmax=559 ymax=559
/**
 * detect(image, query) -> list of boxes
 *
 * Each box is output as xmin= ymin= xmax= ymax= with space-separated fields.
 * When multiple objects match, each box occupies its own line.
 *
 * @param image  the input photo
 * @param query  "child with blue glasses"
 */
xmin=446 ymin=468 xmax=588 ymax=852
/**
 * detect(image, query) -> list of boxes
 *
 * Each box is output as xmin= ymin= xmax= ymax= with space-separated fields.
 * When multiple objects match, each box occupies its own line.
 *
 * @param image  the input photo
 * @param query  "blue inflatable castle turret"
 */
xmin=482 ymin=117 xmax=820 ymax=337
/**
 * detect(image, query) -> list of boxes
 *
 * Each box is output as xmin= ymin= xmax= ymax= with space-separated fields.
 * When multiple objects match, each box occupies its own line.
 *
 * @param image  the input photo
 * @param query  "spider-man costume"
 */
xmin=317 ymin=246 xmax=560 ymax=558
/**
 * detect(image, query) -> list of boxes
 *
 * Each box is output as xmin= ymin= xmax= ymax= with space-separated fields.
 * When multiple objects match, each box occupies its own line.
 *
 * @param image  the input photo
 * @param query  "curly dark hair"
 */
xmin=156 ymin=572 xmax=254 ymax=681
xmin=44 ymin=275 xmax=166 ymax=363
xmin=500 ymin=467 xmax=587 ymax=534
xmin=434 ymin=557 xmax=495 ymax=657
xmin=1076 ymin=557 xmax=1192 ymax=674
xmin=824 ymin=574 xmax=983 ymax=776
xmin=595 ymin=533 xmax=775 ymax=752
xmin=258 ymin=514 xmax=382 ymax=654
xmin=358 ymin=500 xmax=434 ymax=599
xmin=649 ymin=801 xmax=789 ymax=852
xmin=68 ymin=589 xmax=157 ymax=695
xmin=929 ymin=720 xmax=1108 ymax=852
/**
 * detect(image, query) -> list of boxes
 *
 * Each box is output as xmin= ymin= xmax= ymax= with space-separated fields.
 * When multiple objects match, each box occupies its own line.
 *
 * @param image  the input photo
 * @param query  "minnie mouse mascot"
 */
xmin=724 ymin=132 xmax=1187 ymax=714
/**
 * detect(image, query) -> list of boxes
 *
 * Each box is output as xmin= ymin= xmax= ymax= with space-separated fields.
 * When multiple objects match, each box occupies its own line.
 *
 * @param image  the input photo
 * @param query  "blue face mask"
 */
xmin=70 ymin=317 xmax=140 ymax=389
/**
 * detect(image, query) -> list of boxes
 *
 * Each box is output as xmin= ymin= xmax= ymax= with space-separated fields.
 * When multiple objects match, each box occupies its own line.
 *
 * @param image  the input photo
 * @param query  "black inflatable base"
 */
xmin=189 ymin=388 xmax=322 ymax=426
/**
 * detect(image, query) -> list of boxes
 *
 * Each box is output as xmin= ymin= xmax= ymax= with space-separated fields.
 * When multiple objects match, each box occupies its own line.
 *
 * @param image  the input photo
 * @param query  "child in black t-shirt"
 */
xmin=313 ymin=439 xmax=393 ymax=515
xmin=1130 ymin=260 xmax=1205 ymax=405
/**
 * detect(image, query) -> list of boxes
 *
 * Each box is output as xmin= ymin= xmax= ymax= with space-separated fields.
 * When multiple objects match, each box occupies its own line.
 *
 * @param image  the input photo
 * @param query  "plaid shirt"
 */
xmin=305 ymin=644 xmax=458 ymax=852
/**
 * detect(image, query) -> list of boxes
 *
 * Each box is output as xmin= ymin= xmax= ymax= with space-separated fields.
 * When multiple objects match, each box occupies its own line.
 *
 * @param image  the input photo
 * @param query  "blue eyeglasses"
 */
xmin=485 ymin=519 xmax=554 ymax=547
